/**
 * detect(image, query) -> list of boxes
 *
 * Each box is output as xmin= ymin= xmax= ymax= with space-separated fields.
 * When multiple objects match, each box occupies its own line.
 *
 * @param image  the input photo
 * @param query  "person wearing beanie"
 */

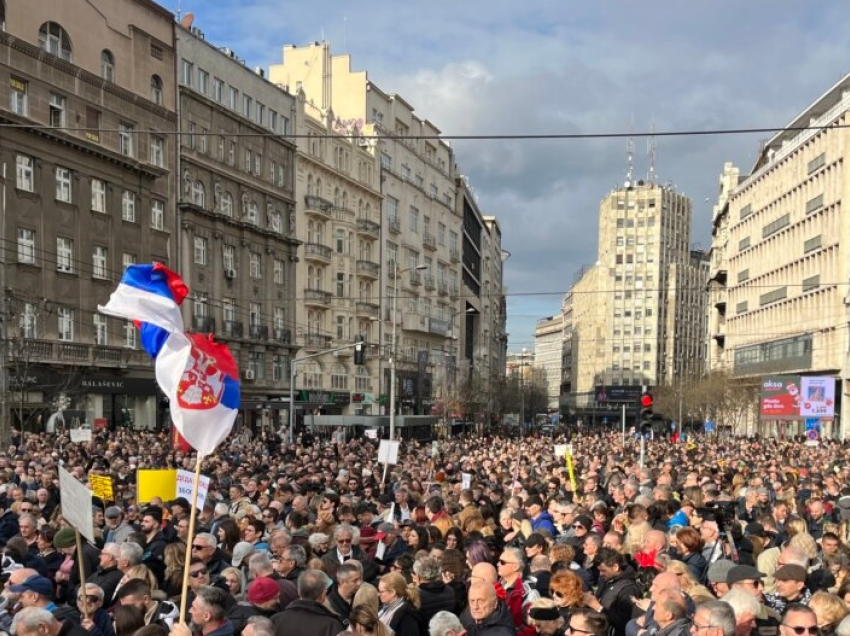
xmin=227 ymin=577 xmax=281 ymax=634
xmin=53 ymin=528 xmax=99 ymax=604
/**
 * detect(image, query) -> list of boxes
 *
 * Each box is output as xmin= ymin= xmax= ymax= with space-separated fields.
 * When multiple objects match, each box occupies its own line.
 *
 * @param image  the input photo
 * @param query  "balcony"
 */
xmin=192 ymin=316 xmax=216 ymax=332
xmin=274 ymin=328 xmax=292 ymax=344
xmin=304 ymin=288 xmax=332 ymax=307
xmin=356 ymin=259 xmax=380 ymax=279
xmin=402 ymin=313 xmax=430 ymax=334
xmin=450 ymin=248 xmax=460 ymax=263
xmin=438 ymin=280 xmax=449 ymax=296
xmin=249 ymin=324 xmax=269 ymax=340
xmin=409 ymin=271 xmax=422 ymax=286
xmin=304 ymin=194 xmax=333 ymax=218
xmin=357 ymin=218 xmax=381 ymax=239
xmin=429 ymin=317 xmax=450 ymax=336
xmin=10 ymin=339 xmax=150 ymax=368
xmin=356 ymin=301 xmax=380 ymax=318
xmin=388 ymin=217 xmax=401 ymax=234
xmin=423 ymin=233 xmax=436 ymax=251
xmin=424 ymin=275 xmax=435 ymax=291
xmin=223 ymin=320 xmax=243 ymax=338
xmin=303 ymin=333 xmax=332 ymax=348
xmin=304 ymin=242 xmax=332 ymax=263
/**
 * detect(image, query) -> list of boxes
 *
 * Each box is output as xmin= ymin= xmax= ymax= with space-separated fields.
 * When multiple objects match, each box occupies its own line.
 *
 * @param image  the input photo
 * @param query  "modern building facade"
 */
xmin=270 ymin=43 xmax=464 ymax=416
xmin=714 ymin=72 xmax=850 ymax=437
xmin=290 ymin=89 xmax=382 ymax=415
xmin=565 ymin=181 xmax=707 ymax=418
xmin=176 ymin=24 xmax=299 ymax=430
xmin=534 ymin=315 xmax=564 ymax=409
xmin=0 ymin=0 xmax=177 ymax=431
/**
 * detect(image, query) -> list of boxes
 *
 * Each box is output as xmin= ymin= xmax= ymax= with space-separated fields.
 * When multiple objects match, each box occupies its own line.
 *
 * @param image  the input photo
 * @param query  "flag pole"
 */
xmin=178 ymin=453 xmax=204 ymax=625
xmin=74 ymin=529 xmax=89 ymax=621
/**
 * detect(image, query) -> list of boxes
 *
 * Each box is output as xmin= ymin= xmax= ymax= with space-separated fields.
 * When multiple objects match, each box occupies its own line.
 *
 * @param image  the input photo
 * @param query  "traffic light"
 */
xmin=354 ymin=335 xmax=366 ymax=365
xmin=639 ymin=389 xmax=653 ymax=435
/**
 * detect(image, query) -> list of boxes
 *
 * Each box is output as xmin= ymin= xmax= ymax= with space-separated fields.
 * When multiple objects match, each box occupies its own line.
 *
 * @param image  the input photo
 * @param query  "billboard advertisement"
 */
xmin=759 ymin=375 xmax=835 ymax=420
xmin=800 ymin=376 xmax=835 ymax=417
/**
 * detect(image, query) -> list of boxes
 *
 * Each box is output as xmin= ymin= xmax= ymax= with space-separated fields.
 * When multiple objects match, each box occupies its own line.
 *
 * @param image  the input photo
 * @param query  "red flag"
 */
xmin=171 ymin=425 xmax=191 ymax=453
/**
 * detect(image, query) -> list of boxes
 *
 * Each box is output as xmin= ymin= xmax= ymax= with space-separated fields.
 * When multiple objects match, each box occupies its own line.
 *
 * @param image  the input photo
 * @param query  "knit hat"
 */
xmin=53 ymin=527 xmax=76 ymax=549
xmin=247 ymin=577 xmax=279 ymax=605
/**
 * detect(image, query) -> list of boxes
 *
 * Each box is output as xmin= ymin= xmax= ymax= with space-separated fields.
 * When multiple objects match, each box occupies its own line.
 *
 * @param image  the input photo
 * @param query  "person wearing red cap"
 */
xmin=229 ymin=576 xmax=281 ymax=633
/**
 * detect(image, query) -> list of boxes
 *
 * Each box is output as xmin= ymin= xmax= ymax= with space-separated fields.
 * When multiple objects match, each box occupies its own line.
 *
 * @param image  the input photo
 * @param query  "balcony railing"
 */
xmin=388 ymin=217 xmax=401 ymax=234
xmin=356 ymin=260 xmax=380 ymax=278
xmin=357 ymin=217 xmax=381 ymax=238
xmin=304 ymin=288 xmax=332 ymax=306
xmin=438 ymin=280 xmax=448 ymax=296
xmin=304 ymin=194 xmax=333 ymax=217
xmin=424 ymin=275 xmax=435 ymax=290
xmin=303 ymin=333 xmax=332 ymax=348
xmin=450 ymin=248 xmax=460 ymax=263
xmin=356 ymin=301 xmax=380 ymax=318
xmin=304 ymin=243 xmax=333 ymax=261
xmin=192 ymin=316 xmax=215 ymax=332
xmin=274 ymin=328 xmax=292 ymax=344
xmin=249 ymin=324 xmax=269 ymax=340
xmin=223 ymin=320 xmax=243 ymax=338
xmin=10 ymin=339 xmax=150 ymax=367
xmin=423 ymin=233 xmax=436 ymax=250
xmin=409 ymin=271 xmax=422 ymax=286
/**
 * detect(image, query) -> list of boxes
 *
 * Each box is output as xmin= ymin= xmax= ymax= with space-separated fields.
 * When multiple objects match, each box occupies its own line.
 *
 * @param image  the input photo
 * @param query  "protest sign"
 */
xmin=177 ymin=469 xmax=211 ymax=510
xmin=70 ymin=428 xmax=92 ymax=443
xmin=59 ymin=467 xmax=95 ymax=543
xmin=137 ymin=469 xmax=178 ymax=503
xmin=88 ymin=474 xmax=113 ymax=502
xmin=378 ymin=440 xmax=400 ymax=465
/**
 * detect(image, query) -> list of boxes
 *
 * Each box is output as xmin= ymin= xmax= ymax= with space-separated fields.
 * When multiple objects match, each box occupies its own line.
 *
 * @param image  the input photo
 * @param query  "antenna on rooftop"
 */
xmin=648 ymin=118 xmax=657 ymax=186
xmin=625 ymin=116 xmax=635 ymax=188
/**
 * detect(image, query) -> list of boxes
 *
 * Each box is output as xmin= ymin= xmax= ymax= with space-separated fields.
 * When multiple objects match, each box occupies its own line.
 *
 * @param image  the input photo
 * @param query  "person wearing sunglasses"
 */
xmin=780 ymin=604 xmax=821 ymax=636
xmin=76 ymin=583 xmax=111 ymax=635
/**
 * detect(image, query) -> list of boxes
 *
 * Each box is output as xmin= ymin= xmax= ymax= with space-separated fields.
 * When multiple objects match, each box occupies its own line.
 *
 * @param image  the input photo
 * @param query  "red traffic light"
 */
xmin=640 ymin=394 xmax=653 ymax=408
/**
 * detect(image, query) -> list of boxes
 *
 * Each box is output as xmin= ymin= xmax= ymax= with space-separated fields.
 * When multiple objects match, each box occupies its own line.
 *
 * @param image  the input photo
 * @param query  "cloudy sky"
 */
xmin=177 ymin=0 xmax=850 ymax=350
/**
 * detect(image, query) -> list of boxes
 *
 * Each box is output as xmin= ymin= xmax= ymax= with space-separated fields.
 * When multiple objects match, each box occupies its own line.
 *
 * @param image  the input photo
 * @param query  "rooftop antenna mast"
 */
xmin=625 ymin=116 xmax=635 ymax=188
xmin=648 ymin=119 xmax=657 ymax=186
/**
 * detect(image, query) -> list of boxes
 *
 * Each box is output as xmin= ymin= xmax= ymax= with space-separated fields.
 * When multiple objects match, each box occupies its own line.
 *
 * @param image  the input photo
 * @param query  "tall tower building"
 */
xmin=566 ymin=181 xmax=707 ymax=418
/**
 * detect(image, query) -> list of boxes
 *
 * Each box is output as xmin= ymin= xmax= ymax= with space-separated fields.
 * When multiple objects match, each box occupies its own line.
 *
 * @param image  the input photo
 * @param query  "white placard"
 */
xmin=365 ymin=429 xmax=378 ymax=439
xmin=389 ymin=503 xmax=395 ymax=523
xmin=375 ymin=540 xmax=387 ymax=561
xmin=554 ymin=444 xmax=568 ymax=457
xmin=70 ymin=428 xmax=92 ymax=443
xmin=59 ymin=466 xmax=95 ymax=544
xmin=176 ymin=469 xmax=211 ymax=511
xmin=378 ymin=440 xmax=400 ymax=465
xmin=567 ymin=444 xmax=574 ymax=456
xmin=462 ymin=473 xmax=472 ymax=490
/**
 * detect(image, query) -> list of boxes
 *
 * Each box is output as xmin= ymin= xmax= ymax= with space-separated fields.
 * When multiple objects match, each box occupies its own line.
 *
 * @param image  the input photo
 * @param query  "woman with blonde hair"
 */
xmin=353 ymin=584 xmax=380 ymax=615
xmin=809 ymin=591 xmax=848 ymax=636
xmin=549 ymin=544 xmax=576 ymax=567
xmin=377 ymin=571 xmax=421 ymax=636
xmin=664 ymin=560 xmax=715 ymax=604
xmin=625 ymin=521 xmax=651 ymax=557
xmin=123 ymin=564 xmax=158 ymax=591
xmin=785 ymin=518 xmax=808 ymax=540
xmin=350 ymin=603 xmax=393 ymax=636
xmin=788 ymin=532 xmax=820 ymax=567
xmin=548 ymin=570 xmax=585 ymax=620
xmin=220 ymin=566 xmax=246 ymax=601
xmin=163 ymin=542 xmax=186 ymax=598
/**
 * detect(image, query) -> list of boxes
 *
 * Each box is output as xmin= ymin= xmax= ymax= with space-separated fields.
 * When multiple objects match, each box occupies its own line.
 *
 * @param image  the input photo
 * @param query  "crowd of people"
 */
xmin=0 ymin=426 xmax=849 ymax=636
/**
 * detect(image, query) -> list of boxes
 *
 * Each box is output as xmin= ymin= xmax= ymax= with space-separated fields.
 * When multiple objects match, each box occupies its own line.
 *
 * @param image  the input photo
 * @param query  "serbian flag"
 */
xmin=141 ymin=324 xmax=240 ymax=457
xmin=98 ymin=263 xmax=188 ymax=333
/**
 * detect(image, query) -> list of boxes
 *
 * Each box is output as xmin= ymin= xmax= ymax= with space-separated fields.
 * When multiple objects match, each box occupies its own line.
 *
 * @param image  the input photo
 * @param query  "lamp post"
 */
xmin=389 ymin=263 xmax=428 ymax=441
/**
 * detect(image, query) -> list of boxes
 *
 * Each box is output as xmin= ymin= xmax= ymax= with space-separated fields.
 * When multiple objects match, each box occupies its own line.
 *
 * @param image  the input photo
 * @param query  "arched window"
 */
xmin=331 ymin=363 xmax=348 ymax=390
xmin=303 ymin=361 xmax=323 ymax=389
xmin=150 ymin=75 xmax=163 ymax=106
xmin=221 ymin=191 xmax=233 ymax=217
xmin=191 ymin=181 xmax=205 ymax=207
xmin=270 ymin=210 xmax=282 ymax=233
xmin=316 ymin=222 xmax=325 ymax=244
xmin=101 ymin=50 xmax=115 ymax=82
xmin=39 ymin=22 xmax=73 ymax=61
xmin=247 ymin=202 xmax=258 ymax=225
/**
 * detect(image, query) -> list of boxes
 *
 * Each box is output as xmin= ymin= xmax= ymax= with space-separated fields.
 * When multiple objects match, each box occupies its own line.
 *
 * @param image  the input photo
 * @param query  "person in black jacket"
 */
xmin=413 ymin=556 xmax=455 ymax=635
xmin=227 ymin=577 xmax=281 ymax=635
xmin=459 ymin=581 xmax=516 ymax=636
xmin=0 ymin=499 xmax=20 ymax=547
xmin=378 ymin=571 xmax=422 ymax=636
xmin=326 ymin=562 xmax=362 ymax=626
xmin=139 ymin=508 xmax=168 ymax=587
xmin=582 ymin=548 xmax=640 ymax=636
xmin=271 ymin=570 xmax=344 ymax=636
xmin=87 ymin=543 xmax=124 ymax=605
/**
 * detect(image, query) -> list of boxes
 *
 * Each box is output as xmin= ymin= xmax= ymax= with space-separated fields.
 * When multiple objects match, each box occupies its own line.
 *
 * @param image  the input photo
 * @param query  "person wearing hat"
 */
xmin=53 ymin=527 xmax=99 ymax=604
xmin=526 ymin=495 xmax=556 ymax=537
xmin=765 ymin=565 xmax=812 ymax=614
xmin=728 ymin=565 xmax=782 ymax=635
xmin=706 ymin=560 xmax=736 ymax=598
xmin=228 ymin=576 xmax=282 ymax=633
xmin=103 ymin=507 xmax=134 ymax=545
xmin=527 ymin=598 xmax=566 ymax=636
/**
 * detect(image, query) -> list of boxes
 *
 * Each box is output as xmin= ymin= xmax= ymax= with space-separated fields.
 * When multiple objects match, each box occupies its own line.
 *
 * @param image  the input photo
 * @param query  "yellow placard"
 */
xmin=136 ymin=469 xmax=177 ymax=504
xmin=566 ymin=450 xmax=578 ymax=497
xmin=88 ymin=474 xmax=114 ymax=502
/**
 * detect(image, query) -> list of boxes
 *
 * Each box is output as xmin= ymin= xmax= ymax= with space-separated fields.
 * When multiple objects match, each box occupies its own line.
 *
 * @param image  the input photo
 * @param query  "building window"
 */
xmin=93 ymin=246 xmax=108 ymax=279
xmin=221 ymin=192 xmax=233 ymax=217
xmin=49 ymin=93 xmax=66 ymax=128
xmin=303 ymin=360 xmax=322 ymax=388
xmin=331 ymin=363 xmax=348 ymax=390
xmin=150 ymin=136 xmax=164 ymax=167
xmin=16 ymin=155 xmax=33 ymax=192
xmin=181 ymin=59 xmax=193 ymax=86
xmin=94 ymin=314 xmax=108 ymax=346
xmin=223 ymin=244 xmax=235 ymax=272
xmin=100 ymin=50 xmax=115 ymax=82
xmin=213 ymin=78 xmax=224 ymax=102
xmin=150 ymin=75 xmax=163 ymax=105
xmin=250 ymin=252 xmax=261 ymax=278
xmin=269 ymin=210 xmax=282 ymax=233
xmin=191 ymin=181 xmax=205 ymax=207
xmin=39 ymin=22 xmax=73 ymax=61
xmin=194 ymin=236 xmax=207 ymax=265
xmin=198 ymin=69 xmax=209 ymax=95
xmin=17 ymin=228 xmax=35 ymax=264
xmin=122 ymin=191 xmax=136 ymax=222
xmin=55 ymin=167 xmax=71 ymax=202
xmin=151 ymin=199 xmax=165 ymax=230
xmin=91 ymin=178 xmax=106 ymax=212
xmin=86 ymin=107 xmax=101 ymax=143
xmin=273 ymin=355 xmax=286 ymax=382
xmin=57 ymin=307 xmax=74 ymax=342
xmin=9 ymin=77 xmax=27 ymax=115
xmin=409 ymin=206 xmax=419 ymax=233
xmin=246 ymin=202 xmax=258 ymax=225
xmin=243 ymin=94 xmax=252 ymax=119
xmin=123 ymin=321 xmax=136 ymax=349
xmin=20 ymin=304 xmax=37 ymax=340
xmin=248 ymin=351 xmax=265 ymax=380
xmin=228 ymin=86 xmax=239 ymax=110
xmin=122 ymin=253 xmax=137 ymax=270
xmin=274 ymin=259 xmax=284 ymax=285
xmin=56 ymin=237 xmax=74 ymax=272
xmin=118 ymin=123 xmax=134 ymax=157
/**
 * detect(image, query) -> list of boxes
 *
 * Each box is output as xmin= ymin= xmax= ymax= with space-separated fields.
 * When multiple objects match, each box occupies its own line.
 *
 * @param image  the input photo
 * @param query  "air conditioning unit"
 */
xmin=243 ymin=369 xmax=255 ymax=380
xmin=224 ymin=269 xmax=236 ymax=279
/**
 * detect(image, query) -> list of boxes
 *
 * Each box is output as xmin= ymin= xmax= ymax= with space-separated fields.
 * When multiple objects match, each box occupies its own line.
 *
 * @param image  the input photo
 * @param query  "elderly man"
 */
xmin=778 ymin=605 xmax=819 ymax=636
xmin=497 ymin=547 xmax=537 ymax=628
xmin=430 ymin=611 xmax=466 ymax=636
xmin=12 ymin=574 xmax=79 ymax=622
xmin=415 ymin=556 xmax=456 ymax=634
xmin=76 ymin=583 xmax=113 ymax=636
xmin=193 ymin=532 xmax=229 ymax=577
xmin=626 ymin=571 xmax=682 ymax=636
xmin=88 ymin=543 xmax=123 ymax=605
xmin=103 ymin=507 xmax=134 ymax=545
xmin=12 ymin=606 xmax=87 ymax=636
xmin=247 ymin=553 xmax=297 ymax=610
xmin=722 ymin=589 xmax=761 ymax=636
xmin=270 ymin=570 xmax=343 ymax=636
xmin=691 ymin=601 xmax=737 ymax=636
xmin=651 ymin=590 xmax=689 ymax=636
xmin=461 ymin=581 xmax=516 ymax=636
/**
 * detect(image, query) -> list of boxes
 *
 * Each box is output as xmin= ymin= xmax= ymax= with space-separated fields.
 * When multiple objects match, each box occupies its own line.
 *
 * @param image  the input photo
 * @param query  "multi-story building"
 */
xmin=716 ymin=72 xmax=850 ymax=438
xmin=481 ymin=215 xmax=508 ymax=415
xmin=270 ymin=43 xmax=462 ymax=415
xmin=534 ymin=315 xmax=564 ymax=410
xmin=290 ymin=89 xmax=382 ymax=415
xmin=175 ymin=24 xmax=299 ymax=429
xmin=561 ymin=289 xmax=574 ymax=411
xmin=706 ymin=162 xmax=743 ymax=373
xmin=566 ymin=181 xmax=707 ymax=418
xmin=0 ymin=0 xmax=177 ymax=431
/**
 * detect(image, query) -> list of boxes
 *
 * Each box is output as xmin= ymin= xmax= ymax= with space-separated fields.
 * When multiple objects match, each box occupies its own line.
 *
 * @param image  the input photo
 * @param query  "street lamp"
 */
xmin=389 ymin=263 xmax=428 ymax=441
